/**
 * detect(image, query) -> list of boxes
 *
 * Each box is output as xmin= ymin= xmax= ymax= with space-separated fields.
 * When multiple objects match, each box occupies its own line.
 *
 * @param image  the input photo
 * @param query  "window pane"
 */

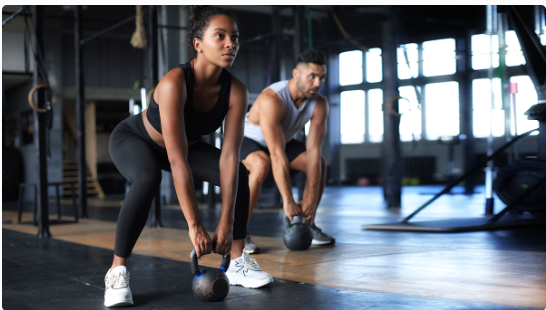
xmin=472 ymin=34 xmax=499 ymax=70
xmin=505 ymin=30 xmax=526 ymax=67
xmin=366 ymin=48 xmax=382 ymax=83
xmin=472 ymin=78 xmax=504 ymax=138
xmin=341 ymin=90 xmax=365 ymax=144
xmin=397 ymin=43 xmax=419 ymax=79
xmin=510 ymin=75 xmax=539 ymax=135
xmin=339 ymin=50 xmax=363 ymax=86
xmin=423 ymin=38 xmax=456 ymax=76
xmin=368 ymin=89 xmax=383 ymax=142
xmin=399 ymin=86 xmax=422 ymax=141
xmin=425 ymin=82 xmax=459 ymax=139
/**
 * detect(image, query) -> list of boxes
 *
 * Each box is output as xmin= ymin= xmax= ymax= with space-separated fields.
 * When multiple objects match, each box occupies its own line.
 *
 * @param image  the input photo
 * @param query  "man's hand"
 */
xmin=283 ymin=200 xmax=302 ymax=222
xmin=299 ymin=199 xmax=316 ymax=224
xmin=189 ymin=225 xmax=212 ymax=258
xmin=211 ymin=221 xmax=233 ymax=256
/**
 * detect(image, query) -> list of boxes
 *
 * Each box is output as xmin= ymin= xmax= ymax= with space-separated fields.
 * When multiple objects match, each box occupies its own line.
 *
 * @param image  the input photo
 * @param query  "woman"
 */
xmin=105 ymin=6 xmax=273 ymax=307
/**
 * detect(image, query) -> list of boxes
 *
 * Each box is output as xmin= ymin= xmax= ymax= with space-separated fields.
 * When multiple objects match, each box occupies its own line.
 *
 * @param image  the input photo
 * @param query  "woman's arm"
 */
xmin=213 ymin=76 xmax=248 ymax=255
xmin=156 ymin=70 xmax=211 ymax=258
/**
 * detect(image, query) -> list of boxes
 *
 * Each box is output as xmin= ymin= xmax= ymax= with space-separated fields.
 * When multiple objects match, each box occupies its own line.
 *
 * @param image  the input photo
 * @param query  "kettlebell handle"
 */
xmin=287 ymin=216 xmax=311 ymax=227
xmin=189 ymin=249 xmax=231 ymax=278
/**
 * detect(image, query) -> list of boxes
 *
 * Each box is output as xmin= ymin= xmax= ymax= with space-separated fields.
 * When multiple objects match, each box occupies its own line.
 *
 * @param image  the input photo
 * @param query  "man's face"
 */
xmin=295 ymin=63 xmax=327 ymax=99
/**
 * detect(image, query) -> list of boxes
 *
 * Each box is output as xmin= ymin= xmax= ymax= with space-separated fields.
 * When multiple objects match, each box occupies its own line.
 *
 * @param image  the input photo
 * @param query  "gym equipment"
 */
xmin=363 ymin=128 xmax=545 ymax=232
xmin=283 ymin=216 xmax=313 ymax=251
xmin=189 ymin=249 xmax=230 ymax=302
xmin=495 ymin=159 xmax=546 ymax=218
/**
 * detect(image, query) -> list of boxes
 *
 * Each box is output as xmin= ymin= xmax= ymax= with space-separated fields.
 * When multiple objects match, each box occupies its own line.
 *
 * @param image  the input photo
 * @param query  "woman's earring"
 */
xmin=198 ymin=49 xmax=202 ymax=53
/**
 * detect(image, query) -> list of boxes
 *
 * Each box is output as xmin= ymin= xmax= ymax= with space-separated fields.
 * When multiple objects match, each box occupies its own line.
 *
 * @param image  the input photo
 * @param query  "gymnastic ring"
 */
xmin=147 ymin=87 xmax=156 ymax=107
xmin=385 ymin=96 xmax=402 ymax=117
xmin=28 ymin=84 xmax=56 ymax=113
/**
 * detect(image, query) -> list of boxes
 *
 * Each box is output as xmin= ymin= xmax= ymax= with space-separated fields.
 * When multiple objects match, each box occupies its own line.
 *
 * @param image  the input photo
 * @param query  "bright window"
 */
xmin=472 ymin=34 xmax=499 ymax=70
xmin=510 ymin=75 xmax=539 ymax=135
xmin=472 ymin=78 xmax=505 ymax=138
xmin=397 ymin=43 xmax=419 ymax=80
xmin=423 ymin=38 xmax=456 ymax=76
xmin=425 ymin=82 xmax=460 ymax=140
xmin=366 ymin=48 xmax=382 ymax=83
xmin=505 ymin=30 xmax=526 ymax=67
xmin=339 ymin=50 xmax=363 ymax=86
xmin=399 ymin=86 xmax=422 ymax=141
xmin=340 ymin=90 xmax=365 ymax=144
xmin=368 ymin=89 xmax=384 ymax=143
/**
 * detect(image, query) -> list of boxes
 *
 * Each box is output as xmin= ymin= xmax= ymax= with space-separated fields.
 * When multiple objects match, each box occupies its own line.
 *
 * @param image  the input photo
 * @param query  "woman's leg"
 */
xmin=109 ymin=126 xmax=163 ymax=266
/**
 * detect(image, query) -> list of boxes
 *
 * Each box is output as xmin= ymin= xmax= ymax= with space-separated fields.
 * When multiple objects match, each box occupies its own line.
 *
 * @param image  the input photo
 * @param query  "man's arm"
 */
xmin=258 ymin=90 xmax=301 ymax=220
xmin=300 ymin=96 xmax=328 ymax=222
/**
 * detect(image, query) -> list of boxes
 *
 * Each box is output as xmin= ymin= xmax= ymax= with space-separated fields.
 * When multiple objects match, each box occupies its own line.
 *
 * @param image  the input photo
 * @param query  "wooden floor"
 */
xmin=3 ymin=185 xmax=546 ymax=309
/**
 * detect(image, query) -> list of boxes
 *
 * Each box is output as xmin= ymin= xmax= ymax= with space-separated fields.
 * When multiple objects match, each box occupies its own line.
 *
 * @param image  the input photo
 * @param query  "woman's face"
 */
xmin=196 ymin=14 xmax=239 ymax=68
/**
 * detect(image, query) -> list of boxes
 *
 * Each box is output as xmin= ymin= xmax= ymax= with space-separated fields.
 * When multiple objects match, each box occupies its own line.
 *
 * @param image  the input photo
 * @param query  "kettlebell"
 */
xmin=189 ymin=249 xmax=230 ymax=302
xmin=283 ymin=216 xmax=313 ymax=251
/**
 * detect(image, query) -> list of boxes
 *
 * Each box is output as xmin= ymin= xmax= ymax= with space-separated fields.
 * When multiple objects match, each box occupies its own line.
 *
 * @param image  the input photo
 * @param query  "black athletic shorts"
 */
xmin=240 ymin=137 xmax=306 ymax=163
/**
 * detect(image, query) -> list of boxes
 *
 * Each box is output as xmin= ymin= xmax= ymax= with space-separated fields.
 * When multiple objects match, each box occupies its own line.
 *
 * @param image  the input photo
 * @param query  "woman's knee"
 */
xmin=132 ymin=169 xmax=162 ymax=188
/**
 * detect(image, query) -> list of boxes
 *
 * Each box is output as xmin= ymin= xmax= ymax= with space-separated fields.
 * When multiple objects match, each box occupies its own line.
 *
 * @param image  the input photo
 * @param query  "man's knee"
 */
xmin=247 ymin=155 xmax=271 ymax=181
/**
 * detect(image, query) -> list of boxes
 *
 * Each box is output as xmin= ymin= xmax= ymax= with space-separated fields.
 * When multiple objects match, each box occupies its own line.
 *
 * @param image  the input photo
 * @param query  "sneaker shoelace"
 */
xmin=106 ymin=272 xmax=129 ymax=289
xmin=240 ymin=250 xmax=261 ymax=271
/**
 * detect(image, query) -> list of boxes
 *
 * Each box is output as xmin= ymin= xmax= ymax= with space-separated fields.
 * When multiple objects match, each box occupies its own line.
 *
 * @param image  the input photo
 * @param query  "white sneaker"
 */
xmin=244 ymin=234 xmax=260 ymax=254
xmin=226 ymin=250 xmax=273 ymax=288
xmin=104 ymin=266 xmax=134 ymax=307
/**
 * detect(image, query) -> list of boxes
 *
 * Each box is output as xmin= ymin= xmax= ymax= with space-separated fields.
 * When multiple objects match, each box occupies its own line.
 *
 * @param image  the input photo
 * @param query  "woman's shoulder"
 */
xmin=228 ymin=74 xmax=248 ymax=95
xmin=158 ymin=67 xmax=187 ymax=91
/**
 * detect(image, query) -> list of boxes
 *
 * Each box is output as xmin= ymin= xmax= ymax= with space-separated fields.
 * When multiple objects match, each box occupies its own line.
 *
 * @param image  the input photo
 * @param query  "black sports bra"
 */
xmin=146 ymin=61 xmax=232 ymax=142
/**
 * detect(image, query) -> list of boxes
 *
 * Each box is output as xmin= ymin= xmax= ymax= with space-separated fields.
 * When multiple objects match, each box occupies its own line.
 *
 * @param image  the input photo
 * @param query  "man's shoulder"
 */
xmin=256 ymin=87 xmax=284 ymax=107
xmin=267 ymin=80 xmax=289 ymax=92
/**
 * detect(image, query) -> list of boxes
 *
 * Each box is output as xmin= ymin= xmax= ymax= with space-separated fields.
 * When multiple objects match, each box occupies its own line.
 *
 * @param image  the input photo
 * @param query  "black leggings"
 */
xmin=109 ymin=114 xmax=249 ymax=258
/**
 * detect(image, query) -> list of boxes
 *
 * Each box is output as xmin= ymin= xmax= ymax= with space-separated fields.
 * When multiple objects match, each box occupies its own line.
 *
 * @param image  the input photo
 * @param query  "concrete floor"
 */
xmin=3 ymin=185 xmax=546 ymax=309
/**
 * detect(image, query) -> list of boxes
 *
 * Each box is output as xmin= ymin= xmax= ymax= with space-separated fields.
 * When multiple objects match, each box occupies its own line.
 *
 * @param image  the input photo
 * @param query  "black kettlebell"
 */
xmin=283 ymin=216 xmax=313 ymax=251
xmin=190 ymin=249 xmax=230 ymax=302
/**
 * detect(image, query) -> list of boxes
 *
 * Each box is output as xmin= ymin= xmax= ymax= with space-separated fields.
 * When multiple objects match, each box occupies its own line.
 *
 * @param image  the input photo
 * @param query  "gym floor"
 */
xmin=3 ymin=185 xmax=546 ymax=310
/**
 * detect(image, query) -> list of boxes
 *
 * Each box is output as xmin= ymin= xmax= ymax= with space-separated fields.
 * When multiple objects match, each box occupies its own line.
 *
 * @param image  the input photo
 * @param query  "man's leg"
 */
xmin=241 ymin=151 xmax=271 ymax=254
xmin=242 ymin=151 xmax=271 ymax=226
xmin=289 ymin=152 xmax=334 ymax=245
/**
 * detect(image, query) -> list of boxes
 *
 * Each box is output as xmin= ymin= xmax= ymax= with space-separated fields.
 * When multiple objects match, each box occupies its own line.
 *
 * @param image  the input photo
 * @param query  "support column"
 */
xmin=33 ymin=5 xmax=51 ymax=238
xmin=459 ymin=32 xmax=477 ymax=195
xmin=148 ymin=5 xmax=163 ymax=227
xmin=75 ymin=6 xmax=88 ymax=219
xmin=327 ymin=53 xmax=341 ymax=184
xmin=381 ymin=6 xmax=402 ymax=208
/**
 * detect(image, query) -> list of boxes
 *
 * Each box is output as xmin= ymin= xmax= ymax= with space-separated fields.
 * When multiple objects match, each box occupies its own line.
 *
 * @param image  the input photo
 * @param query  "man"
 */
xmin=240 ymin=49 xmax=335 ymax=253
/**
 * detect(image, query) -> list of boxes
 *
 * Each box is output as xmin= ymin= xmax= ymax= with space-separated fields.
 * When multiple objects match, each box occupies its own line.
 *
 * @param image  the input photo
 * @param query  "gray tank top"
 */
xmin=244 ymin=80 xmax=318 ymax=147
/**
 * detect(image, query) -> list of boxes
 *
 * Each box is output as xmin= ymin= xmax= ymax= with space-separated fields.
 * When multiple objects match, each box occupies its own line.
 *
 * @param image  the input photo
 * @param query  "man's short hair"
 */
xmin=296 ymin=49 xmax=327 ymax=66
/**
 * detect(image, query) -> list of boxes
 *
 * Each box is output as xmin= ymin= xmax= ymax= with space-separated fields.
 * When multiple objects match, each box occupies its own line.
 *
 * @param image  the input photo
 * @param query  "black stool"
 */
xmin=17 ymin=181 xmax=79 ymax=225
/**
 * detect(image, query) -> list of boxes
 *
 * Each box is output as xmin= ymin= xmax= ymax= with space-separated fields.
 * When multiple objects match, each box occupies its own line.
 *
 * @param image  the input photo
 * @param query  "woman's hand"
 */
xmin=189 ymin=225 xmax=212 ymax=258
xmin=211 ymin=221 xmax=233 ymax=256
